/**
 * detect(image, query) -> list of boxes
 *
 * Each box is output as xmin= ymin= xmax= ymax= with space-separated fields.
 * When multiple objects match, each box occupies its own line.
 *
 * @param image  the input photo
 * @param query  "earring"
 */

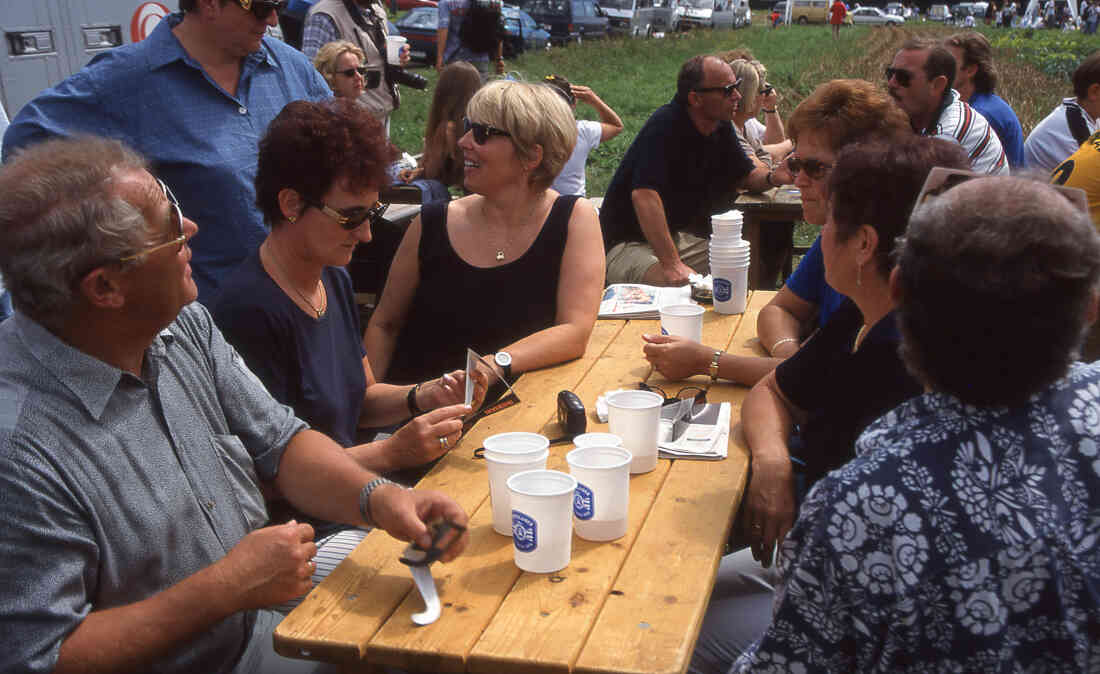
xmin=288 ymin=215 xmax=297 ymax=224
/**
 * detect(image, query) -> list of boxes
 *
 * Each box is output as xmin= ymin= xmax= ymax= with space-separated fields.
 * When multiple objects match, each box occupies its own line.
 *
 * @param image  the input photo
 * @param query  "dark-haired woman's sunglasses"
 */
xmin=308 ymin=200 xmax=388 ymax=230
xmin=785 ymin=155 xmax=834 ymax=181
xmin=463 ymin=118 xmax=511 ymax=145
xmin=337 ymin=66 xmax=369 ymax=78
xmin=885 ymin=66 xmax=913 ymax=88
xmin=237 ymin=0 xmax=286 ymax=20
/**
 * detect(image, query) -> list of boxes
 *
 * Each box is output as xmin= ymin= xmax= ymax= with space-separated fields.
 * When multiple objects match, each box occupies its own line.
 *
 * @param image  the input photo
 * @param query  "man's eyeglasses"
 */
xmin=785 ymin=154 xmax=833 ymax=181
xmin=463 ymin=118 xmax=511 ymax=145
xmin=237 ymin=0 xmax=285 ymax=20
xmin=336 ymin=66 xmax=368 ymax=78
xmin=885 ymin=66 xmax=913 ymax=88
xmin=694 ymin=78 xmax=743 ymax=98
xmin=308 ymin=200 xmax=389 ymax=230
xmin=119 ymin=179 xmax=187 ymax=264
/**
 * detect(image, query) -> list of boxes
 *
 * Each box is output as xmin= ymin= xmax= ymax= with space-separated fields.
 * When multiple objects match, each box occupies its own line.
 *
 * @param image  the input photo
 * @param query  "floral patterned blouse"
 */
xmin=733 ymin=361 xmax=1100 ymax=672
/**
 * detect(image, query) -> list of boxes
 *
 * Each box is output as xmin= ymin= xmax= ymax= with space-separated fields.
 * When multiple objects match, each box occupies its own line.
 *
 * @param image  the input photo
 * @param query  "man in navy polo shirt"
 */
xmin=600 ymin=55 xmax=778 ymax=287
xmin=3 ymin=0 xmax=332 ymax=303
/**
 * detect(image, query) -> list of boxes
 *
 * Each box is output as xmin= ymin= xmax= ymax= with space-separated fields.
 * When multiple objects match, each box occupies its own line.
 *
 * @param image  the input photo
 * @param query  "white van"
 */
xmin=601 ymin=0 xmax=680 ymax=36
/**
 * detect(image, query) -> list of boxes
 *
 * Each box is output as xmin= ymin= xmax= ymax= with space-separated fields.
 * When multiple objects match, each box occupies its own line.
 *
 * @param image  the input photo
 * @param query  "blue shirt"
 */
xmin=970 ymin=91 xmax=1026 ymax=169
xmin=0 ymin=303 xmax=307 ymax=672
xmin=2 ymin=13 xmax=332 ymax=303
xmin=735 ymin=361 xmax=1100 ymax=672
xmin=438 ymin=0 xmax=491 ymax=64
xmin=784 ymin=234 xmax=847 ymax=328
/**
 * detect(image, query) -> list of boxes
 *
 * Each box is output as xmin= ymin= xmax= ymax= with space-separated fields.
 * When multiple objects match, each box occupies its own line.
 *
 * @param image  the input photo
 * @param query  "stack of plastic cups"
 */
xmin=709 ymin=209 xmax=749 ymax=314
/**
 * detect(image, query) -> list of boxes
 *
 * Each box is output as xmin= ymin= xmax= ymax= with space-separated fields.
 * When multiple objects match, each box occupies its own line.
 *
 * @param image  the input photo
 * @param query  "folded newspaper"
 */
xmin=657 ymin=400 xmax=730 ymax=460
xmin=598 ymin=283 xmax=693 ymax=319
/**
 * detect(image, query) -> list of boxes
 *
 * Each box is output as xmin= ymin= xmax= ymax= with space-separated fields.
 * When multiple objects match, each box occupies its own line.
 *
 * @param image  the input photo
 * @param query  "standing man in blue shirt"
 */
xmin=2 ymin=0 xmax=332 ymax=304
xmin=943 ymin=32 xmax=1026 ymax=169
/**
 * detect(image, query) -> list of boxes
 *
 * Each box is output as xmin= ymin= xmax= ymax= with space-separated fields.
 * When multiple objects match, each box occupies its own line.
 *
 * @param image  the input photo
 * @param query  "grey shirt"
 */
xmin=0 ymin=303 xmax=307 ymax=673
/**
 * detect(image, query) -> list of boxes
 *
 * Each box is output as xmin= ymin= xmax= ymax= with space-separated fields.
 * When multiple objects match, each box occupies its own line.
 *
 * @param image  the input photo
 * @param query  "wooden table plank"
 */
xmin=274 ymin=320 xmax=626 ymax=664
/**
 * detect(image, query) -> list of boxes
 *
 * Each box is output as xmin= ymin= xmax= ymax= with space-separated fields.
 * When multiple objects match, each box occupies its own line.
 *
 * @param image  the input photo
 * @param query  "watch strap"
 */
xmin=359 ymin=477 xmax=397 ymax=527
xmin=709 ymin=350 xmax=723 ymax=382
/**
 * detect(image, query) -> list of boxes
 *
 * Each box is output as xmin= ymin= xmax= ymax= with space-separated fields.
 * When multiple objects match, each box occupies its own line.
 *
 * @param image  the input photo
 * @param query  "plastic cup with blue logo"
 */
xmin=606 ymin=390 xmax=664 ymax=474
xmin=507 ymin=469 xmax=577 ymax=573
xmin=482 ymin=432 xmax=550 ymax=461
xmin=659 ymin=303 xmax=705 ymax=343
xmin=486 ymin=449 xmax=549 ymax=535
xmin=712 ymin=263 xmax=749 ymax=315
xmin=565 ymin=446 xmax=632 ymax=542
xmin=572 ymin=432 xmax=624 ymax=449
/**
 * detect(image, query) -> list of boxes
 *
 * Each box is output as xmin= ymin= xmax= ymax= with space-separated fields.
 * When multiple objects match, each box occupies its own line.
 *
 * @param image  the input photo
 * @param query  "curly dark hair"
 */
xmin=827 ymin=136 xmax=969 ymax=279
xmin=255 ymin=99 xmax=396 ymax=226
xmin=896 ymin=177 xmax=1100 ymax=406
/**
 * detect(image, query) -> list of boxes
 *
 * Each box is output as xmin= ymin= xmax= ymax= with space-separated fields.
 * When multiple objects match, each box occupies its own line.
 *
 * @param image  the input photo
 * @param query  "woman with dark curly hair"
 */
xmin=211 ymin=99 xmax=477 ymax=515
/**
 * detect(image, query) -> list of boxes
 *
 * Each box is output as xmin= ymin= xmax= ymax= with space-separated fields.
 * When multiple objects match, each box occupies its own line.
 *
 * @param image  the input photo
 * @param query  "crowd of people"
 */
xmin=0 ymin=1 xmax=1098 ymax=670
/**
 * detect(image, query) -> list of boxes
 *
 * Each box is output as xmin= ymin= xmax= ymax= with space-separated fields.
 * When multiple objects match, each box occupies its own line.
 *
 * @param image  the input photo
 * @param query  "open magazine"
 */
xmin=657 ymin=400 xmax=730 ymax=460
xmin=598 ymin=283 xmax=693 ymax=319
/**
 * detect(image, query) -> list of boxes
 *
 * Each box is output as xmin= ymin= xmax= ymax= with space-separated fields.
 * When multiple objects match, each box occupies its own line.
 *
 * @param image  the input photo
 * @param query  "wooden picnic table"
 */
xmin=274 ymin=291 xmax=776 ymax=673
xmin=735 ymin=187 xmax=804 ymax=291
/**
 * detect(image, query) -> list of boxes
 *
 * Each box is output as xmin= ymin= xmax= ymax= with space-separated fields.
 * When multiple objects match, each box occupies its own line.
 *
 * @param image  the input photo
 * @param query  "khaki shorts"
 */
xmin=605 ymin=231 xmax=710 ymax=285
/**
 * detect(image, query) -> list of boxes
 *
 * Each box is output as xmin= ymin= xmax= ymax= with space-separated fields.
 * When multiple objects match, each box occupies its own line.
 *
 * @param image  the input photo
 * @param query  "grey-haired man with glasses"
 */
xmin=0 ymin=136 xmax=469 ymax=673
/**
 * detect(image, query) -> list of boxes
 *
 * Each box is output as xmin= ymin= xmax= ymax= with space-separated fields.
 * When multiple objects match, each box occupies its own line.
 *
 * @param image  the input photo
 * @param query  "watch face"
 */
xmin=495 ymin=352 xmax=512 ymax=367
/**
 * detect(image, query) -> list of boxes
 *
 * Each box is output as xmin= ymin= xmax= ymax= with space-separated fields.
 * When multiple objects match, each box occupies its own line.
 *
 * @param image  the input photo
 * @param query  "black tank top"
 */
xmin=385 ymin=195 xmax=579 ymax=384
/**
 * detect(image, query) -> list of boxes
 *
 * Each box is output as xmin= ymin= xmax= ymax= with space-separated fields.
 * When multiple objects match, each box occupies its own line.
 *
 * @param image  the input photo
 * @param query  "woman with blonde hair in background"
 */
xmin=312 ymin=40 xmax=369 ymax=101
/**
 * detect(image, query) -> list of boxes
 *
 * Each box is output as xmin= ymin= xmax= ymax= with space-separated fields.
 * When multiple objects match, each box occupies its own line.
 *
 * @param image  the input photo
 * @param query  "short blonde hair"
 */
xmin=729 ymin=59 xmax=760 ymax=114
xmin=313 ymin=40 xmax=365 ymax=91
xmin=466 ymin=79 xmax=577 ymax=190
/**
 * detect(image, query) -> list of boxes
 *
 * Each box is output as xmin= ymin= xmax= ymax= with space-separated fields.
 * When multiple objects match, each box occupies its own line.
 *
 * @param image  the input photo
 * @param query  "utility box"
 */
xmin=0 ymin=1 xmax=171 ymax=119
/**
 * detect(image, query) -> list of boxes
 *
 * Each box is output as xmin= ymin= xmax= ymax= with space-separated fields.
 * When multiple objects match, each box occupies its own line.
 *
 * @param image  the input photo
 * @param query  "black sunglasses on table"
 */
xmin=885 ymin=66 xmax=913 ymax=87
xmin=693 ymin=77 xmax=743 ymax=97
xmin=785 ymin=154 xmax=834 ymax=181
xmin=307 ymin=200 xmax=388 ymax=230
xmin=463 ymin=117 xmax=511 ymax=145
xmin=237 ymin=0 xmax=285 ymax=19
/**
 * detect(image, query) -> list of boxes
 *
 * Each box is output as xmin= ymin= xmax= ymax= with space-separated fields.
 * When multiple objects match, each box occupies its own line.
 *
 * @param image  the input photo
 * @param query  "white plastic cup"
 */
xmin=712 ymin=264 xmax=749 ymax=315
xmin=710 ymin=253 xmax=751 ymax=265
xmin=508 ymin=469 xmax=577 ymax=573
xmin=483 ymin=432 xmax=550 ymax=461
xmin=709 ymin=241 xmax=750 ymax=253
xmin=711 ymin=209 xmax=743 ymax=225
xmin=606 ymin=390 xmax=664 ymax=474
xmin=386 ymin=35 xmax=407 ymax=65
xmin=573 ymin=432 xmax=624 ymax=448
xmin=487 ymin=449 xmax=549 ymax=535
xmin=566 ymin=446 xmax=632 ymax=541
xmin=659 ymin=303 xmax=705 ymax=342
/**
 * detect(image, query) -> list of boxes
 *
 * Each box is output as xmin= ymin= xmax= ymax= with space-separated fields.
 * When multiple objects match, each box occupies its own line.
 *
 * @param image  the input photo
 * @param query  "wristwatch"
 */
xmin=494 ymin=351 xmax=513 ymax=380
xmin=709 ymin=350 xmax=724 ymax=383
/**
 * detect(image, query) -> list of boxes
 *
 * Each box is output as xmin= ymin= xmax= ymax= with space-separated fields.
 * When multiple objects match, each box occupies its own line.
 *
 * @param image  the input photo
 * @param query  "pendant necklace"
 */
xmin=486 ymin=195 xmax=543 ymax=262
xmin=266 ymin=242 xmax=327 ymax=319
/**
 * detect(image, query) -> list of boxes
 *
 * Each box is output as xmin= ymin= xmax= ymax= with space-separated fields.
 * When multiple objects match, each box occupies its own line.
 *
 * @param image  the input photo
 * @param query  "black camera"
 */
xmin=386 ymin=63 xmax=428 ymax=90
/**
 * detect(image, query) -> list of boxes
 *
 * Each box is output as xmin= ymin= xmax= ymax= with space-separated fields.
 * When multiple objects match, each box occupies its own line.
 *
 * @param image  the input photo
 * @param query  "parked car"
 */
xmin=928 ymin=3 xmax=952 ymax=20
xmin=849 ymin=6 xmax=904 ymax=23
xmin=883 ymin=2 xmax=914 ymax=19
xmin=790 ymin=0 xmax=829 ymax=24
xmin=515 ymin=0 xmax=610 ymax=43
xmin=396 ymin=4 xmax=549 ymax=63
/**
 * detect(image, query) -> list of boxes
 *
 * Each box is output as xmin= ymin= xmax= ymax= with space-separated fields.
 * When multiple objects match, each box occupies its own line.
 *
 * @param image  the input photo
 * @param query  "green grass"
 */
xmin=389 ymin=16 xmax=1099 ymax=218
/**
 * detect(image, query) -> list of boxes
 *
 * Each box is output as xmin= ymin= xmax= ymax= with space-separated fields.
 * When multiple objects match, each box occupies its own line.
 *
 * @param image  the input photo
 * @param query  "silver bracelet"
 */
xmin=770 ymin=336 xmax=798 ymax=355
xmin=359 ymin=477 xmax=397 ymax=527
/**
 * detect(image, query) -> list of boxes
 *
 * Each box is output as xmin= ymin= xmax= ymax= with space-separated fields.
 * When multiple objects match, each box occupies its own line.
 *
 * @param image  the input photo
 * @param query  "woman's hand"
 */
xmin=417 ymin=369 xmax=488 ymax=411
xmin=387 ymin=403 xmax=470 ymax=469
xmin=642 ymin=334 xmax=711 ymax=380
xmin=744 ymin=456 xmax=796 ymax=568
xmin=397 ymin=167 xmax=423 ymax=183
xmin=759 ymin=84 xmax=781 ymax=113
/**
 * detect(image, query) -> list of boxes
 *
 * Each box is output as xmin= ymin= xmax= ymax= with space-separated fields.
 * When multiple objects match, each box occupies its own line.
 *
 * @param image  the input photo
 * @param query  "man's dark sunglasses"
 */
xmin=238 ymin=0 xmax=285 ymax=20
xmin=337 ymin=66 xmax=369 ymax=78
xmin=785 ymin=155 xmax=833 ymax=181
xmin=694 ymin=78 xmax=743 ymax=97
xmin=308 ymin=200 xmax=388 ymax=230
xmin=463 ymin=118 xmax=511 ymax=145
xmin=885 ymin=66 xmax=913 ymax=88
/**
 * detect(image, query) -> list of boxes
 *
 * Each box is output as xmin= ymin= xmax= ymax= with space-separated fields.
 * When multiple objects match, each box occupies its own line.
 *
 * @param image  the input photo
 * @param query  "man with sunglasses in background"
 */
xmin=600 ymin=55 xmax=781 ymax=287
xmin=3 ymin=0 xmax=331 ymax=305
xmin=886 ymin=39 xmax=1008 ymax=176
xmin=302 ymin=0 xmax=410 ymax=134
xmin=0 ymin=136 xmax=470 ymax=672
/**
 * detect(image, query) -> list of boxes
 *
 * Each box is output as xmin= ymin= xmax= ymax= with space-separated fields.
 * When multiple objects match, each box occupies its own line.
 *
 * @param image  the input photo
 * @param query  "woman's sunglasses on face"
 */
xmin=337 ymin=66 xmax=368 ymax=78
xmin=785 ymin=155 xmax=833 ymax=181
xmin=463 ymin=118 xmax=511 ymax=145
xmin=308 ymin=200 xmax=389 ymax=230
xmin=885 ymin=66 xmax=913 ymax=88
